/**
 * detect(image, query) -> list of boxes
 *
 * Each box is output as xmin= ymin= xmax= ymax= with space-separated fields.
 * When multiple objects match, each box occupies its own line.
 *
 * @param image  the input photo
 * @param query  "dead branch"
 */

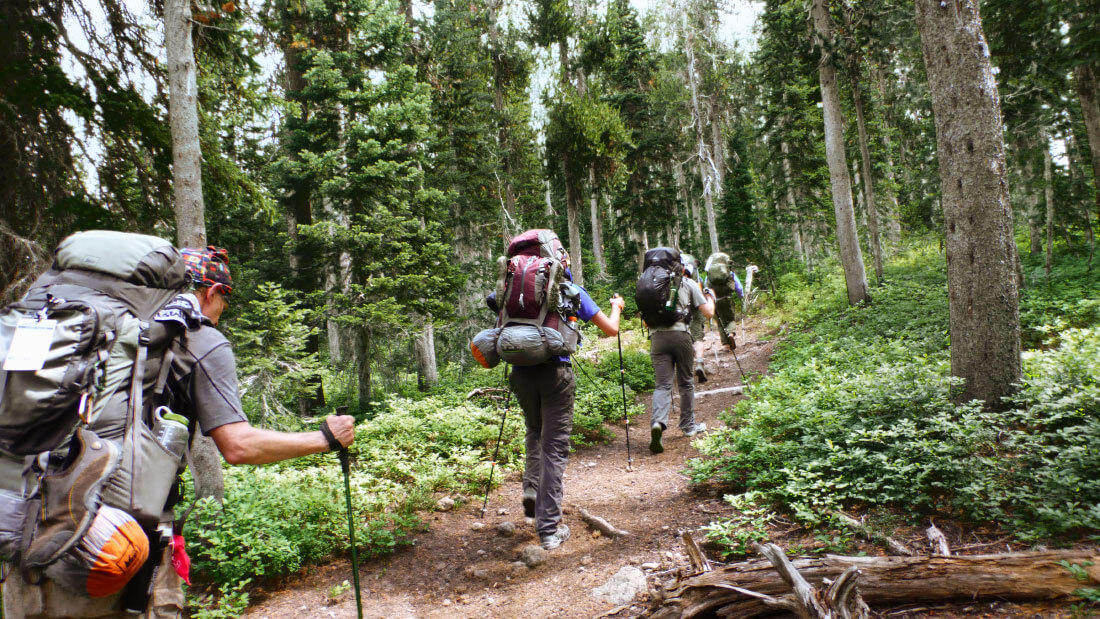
xmin=832 ymin=511 xmax=913 ymax=557
xmin=682 ymin=532 xmax=713 ymax=573
xmin=926 ymin=519 xmax=951 ymax=556
xmin=576 ymin=506 xmax=630 ymax=538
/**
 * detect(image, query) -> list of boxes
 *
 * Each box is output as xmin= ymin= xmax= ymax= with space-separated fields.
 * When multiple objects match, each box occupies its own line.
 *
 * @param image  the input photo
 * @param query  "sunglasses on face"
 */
xmin=211 ymin=283 xmax=233 ymax=297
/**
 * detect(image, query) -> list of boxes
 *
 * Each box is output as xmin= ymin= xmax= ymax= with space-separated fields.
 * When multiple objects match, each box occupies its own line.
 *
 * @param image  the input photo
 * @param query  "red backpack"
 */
xmin=470 ymin=230 xmax=580 ymax=367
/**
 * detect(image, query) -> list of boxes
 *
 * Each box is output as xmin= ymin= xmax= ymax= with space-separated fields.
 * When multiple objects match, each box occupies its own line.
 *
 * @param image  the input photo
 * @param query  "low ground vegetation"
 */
xmin=184 ymin=337 xmax=649 ymax=611
xmin=690 ymin=243 xmax=1100 ymax=559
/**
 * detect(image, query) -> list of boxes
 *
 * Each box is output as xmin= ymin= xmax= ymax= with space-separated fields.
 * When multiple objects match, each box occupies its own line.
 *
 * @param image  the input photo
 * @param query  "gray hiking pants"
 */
xmin=509 ymin=363 xmax=575 ymax=537
xmin=650 ymin=330 xmax=697 ymax=432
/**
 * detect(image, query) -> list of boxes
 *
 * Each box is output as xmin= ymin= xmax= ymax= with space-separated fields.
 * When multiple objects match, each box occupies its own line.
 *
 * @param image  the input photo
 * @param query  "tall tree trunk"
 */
xmin=356 ymin=327 xmax=371 ymax=407
xmin=414 ymin=317 xmax=437 ymax=391
xmin=1043 ymin=129 xmax=1055 ymax=277
xmin=851 ymin=67 xmax=884 ymax=283
xmin=915 ymin=0 xmax=1021 ymax=406
xmin=1074 ymin=62 xmax=1100 ymax=250
xmin=811 ymin=0 xmax=870 ymax=306
xmin=557 ymin=41 xmax=584 ymax=286
xmin=487 ymin=0 xmax=516 ymax=235
xmin=166 ymin=0 xmax=222 ymax=502
xmin=167 ymin=0 xmax=205 ymax=247
xmin=1025 ymin=141 xmax=1043 ymax=255
xmin=685 ymin=27 xmax=720 ymax=254
xmin=781 ymin=141 xmax=805 ymax=262
xmin=589 ymin=168 xmax=607 ymax=278
xmin=872 ymin=63 xmax=902 ymax=246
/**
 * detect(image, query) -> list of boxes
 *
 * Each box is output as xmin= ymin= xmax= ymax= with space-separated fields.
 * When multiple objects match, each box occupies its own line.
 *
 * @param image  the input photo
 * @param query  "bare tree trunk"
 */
xmin=557 ymin=41 xmax=584 ymax=286
xmin=166 ymin=0 xmax=222 ymax=502
xmin=589 ymin=168 xmax=607 ymax=278
xmin=852 ymin=70 xmax=884 ymax=283
xmin=544 ymin=179 xmax=555 ymax=217
xmin=1074 ymin=62 xmax=1100 ymax=255
xmin=487 ymin=0 xmax=516 ymax=234
xmin=356 ymin=327 xmax=371 ymax=407
xmin=674 ymin=162 xmax=701 ymax=251
xmin=1025 ymin=144 xmax=1043 ymax=255
xmin=414 ymin=318 xmax=438 ymax=391
xmin=166 ymin=0 xmax=205 ymax=248
xmin=780 ymin=141 xmax=805 ymax=262
xmin=1043 ymin=129 xmax=1055 ymax=277
xmin=915 ymin=0 xmax=1021 ymax=406
xmin=872 ymin=63 xmax=902 ymax=246
xmin=685 ymin=27 xmax=720 ymax=254
xmin=811 ymin=0 xmax=870 ymax=306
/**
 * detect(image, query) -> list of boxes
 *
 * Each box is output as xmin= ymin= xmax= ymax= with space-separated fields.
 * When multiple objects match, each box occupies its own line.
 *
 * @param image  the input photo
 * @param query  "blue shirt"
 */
xmin=555 ymin=285 xmax=600 ymax=362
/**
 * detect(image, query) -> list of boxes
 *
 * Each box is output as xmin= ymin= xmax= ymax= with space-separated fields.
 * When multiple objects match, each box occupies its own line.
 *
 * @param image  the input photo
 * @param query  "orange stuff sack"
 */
xmin=44 ymin=505 xmax=149 ymax=598
xmin=470 ymin=328 xmax=501 ymax=369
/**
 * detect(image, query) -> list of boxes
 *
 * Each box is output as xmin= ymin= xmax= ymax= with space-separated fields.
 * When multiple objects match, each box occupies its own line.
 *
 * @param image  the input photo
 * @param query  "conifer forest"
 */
xmin=2 ymin=0 xmax=1100 ymax=616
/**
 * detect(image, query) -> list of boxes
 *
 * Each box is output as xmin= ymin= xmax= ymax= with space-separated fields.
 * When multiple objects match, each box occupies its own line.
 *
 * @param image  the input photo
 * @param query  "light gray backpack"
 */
xmin=0 ymin=230 xmax=190 ymax=591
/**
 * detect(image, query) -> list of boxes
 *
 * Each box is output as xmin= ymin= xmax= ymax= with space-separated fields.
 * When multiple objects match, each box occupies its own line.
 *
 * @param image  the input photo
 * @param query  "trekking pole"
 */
xmin=616 ymin=330 xmax=634 ymax=472
xmin=729 ymin=335 xmax=747 ymax=383
xmin=338 ymin=447 xmax=363 ymax=619
xmin=480 ymin=364 xmax=511 ymax=517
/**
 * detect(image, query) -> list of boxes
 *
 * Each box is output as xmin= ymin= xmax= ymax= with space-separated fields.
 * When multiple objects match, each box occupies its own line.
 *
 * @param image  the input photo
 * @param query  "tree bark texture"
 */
xmin=356 ymin=327 xmax=372 ymax=407
xmin=915 ymin=0 xmax=1021 ymax=405
xmin=589 ymin=167 xmax=607 ymax=278
xmin=872 ymin=63 xmax=902 ymax=246
xmin=686 ymin=28 xmax=720 ymax=255
xmin=414 ymin=318 xmax=438 ymax=391
xmin=166 ymin=0 xmax=205 ymax=248
xmin=1043 ymin=129 xmax=1055 ymax=277
xmin=811 ymin=0 xmax=870 ymax=306
xmin=780 ymin=141 xmax=805 ymax=263
xmin=647 ymin=550 xmax=1100 ymax=619
xmin=1026 ymin=147 xmax=1043 ymax=255
xmin=1074 ymin=62 xmax=1100 ymax=232
xmin=558 ymin=41 xmax=584 ymax=286
xmin=852 ymin=73 xmax=884 ymax=283
xmin=166 ymin=0 xmax=224 ymax=502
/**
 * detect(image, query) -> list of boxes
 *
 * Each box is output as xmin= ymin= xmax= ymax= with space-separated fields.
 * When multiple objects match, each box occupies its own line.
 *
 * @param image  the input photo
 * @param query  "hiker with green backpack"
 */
xmin=470 ymin=229 xmax=623 ymax=550
xmin=634 ymin=248 xmax=715 ymax=455
xmin=0 ymin=232 xmax=355 ymax=618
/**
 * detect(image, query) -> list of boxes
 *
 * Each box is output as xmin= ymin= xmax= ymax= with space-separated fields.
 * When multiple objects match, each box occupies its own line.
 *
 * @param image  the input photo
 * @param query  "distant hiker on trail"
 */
xmin=703 ymin=252 xmax=744 ymax=352
xmin=634 ymin=248 xmax=715 ymax=455
xmin=1 ymin=234 xmax=355 ymax=619
xmin=680 ymin=254 xmax=709 ymax=383
xmin=470 ymin=229 xmax=623 ymax=550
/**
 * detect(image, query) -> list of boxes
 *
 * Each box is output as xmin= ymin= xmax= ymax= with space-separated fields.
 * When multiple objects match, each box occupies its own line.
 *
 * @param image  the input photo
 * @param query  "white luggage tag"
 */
xmin=2 ymin=317 xmax=57 ymax=371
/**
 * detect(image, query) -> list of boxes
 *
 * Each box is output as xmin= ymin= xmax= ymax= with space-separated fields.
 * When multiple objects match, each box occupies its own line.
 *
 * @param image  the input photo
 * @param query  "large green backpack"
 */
xmin=0 ymin=231 xmax=190 ymax=583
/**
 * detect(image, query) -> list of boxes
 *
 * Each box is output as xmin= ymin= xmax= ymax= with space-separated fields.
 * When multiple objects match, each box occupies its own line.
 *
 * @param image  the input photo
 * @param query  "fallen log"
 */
xmin=646 ymin=550 xmax=1100 ymax=619
xmin=694 ymin=386 xmax=744 ymax=398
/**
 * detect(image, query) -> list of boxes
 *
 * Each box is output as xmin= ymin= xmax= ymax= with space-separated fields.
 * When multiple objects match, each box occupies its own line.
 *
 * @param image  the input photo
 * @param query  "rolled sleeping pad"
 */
xmin=44 ymin=505 xmax=149 ymax=598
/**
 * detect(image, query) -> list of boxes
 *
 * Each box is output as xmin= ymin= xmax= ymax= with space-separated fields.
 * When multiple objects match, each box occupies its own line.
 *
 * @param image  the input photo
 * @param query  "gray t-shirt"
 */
xmin=652 ymin=277 xmax=708 ymax=333
xmin=170 ymin=325 xmax=248 ymax=435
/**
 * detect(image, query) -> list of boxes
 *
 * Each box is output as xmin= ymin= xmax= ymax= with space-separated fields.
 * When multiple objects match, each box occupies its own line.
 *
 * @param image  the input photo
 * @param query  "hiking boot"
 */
xmin=695 ymin=364 xmax=708 ymax=384
xmin=540 ymin=524 xmax=570 ymax=550
xmin=649 ymin=424 xmax=664 ymax=454
xmin=25 ymin=429 xmax=121 ymax=568
xmin=683 ymin=422 xmax=707 ymax=437
xmin=522 ymin=489 xmax=536 ymax=519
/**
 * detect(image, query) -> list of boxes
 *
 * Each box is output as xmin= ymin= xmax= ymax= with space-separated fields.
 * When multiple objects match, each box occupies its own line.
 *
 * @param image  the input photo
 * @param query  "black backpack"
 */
xmin=635 ymin=247 xmax=689 ymax=328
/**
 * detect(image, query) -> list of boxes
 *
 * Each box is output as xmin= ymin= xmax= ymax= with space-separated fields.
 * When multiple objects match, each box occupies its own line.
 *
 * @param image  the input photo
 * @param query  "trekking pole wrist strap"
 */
xmin=319 ymin=419 xmax=342 ymax=452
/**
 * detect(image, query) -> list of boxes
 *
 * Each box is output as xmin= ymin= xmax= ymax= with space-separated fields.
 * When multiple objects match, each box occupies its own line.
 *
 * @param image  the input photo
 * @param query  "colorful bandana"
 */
xmin=180 ymin=246 xmax=233 ymax=294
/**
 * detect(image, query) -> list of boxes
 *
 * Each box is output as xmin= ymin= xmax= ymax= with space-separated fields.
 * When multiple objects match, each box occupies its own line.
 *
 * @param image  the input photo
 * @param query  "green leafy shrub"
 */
xmin=689 ymin=244 xmax=1100 ymax=542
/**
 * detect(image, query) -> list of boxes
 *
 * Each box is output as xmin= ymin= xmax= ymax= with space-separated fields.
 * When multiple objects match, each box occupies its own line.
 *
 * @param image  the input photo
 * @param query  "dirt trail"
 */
xmin=243 ymin=321 xmax=776 ymax=619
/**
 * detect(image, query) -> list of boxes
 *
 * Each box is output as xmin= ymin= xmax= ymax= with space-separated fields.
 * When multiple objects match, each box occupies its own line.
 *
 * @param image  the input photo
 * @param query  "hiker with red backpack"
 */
xmin=634 ymin=248 xmax=715 ymax=454
xmin=470 ymin=229 xmax=623 ymax=550
xmin=1 ymin=233 xmax=355 ymax=618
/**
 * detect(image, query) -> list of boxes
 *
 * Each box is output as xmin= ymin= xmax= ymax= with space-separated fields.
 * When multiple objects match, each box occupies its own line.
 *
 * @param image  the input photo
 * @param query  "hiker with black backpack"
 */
xmin=634 ymin=248 xmax=715 ymax=454
xmin=470 ymin=229 xmax=623 ymax=550
xmin=1 ymin=233 xmax=355 ymax=619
